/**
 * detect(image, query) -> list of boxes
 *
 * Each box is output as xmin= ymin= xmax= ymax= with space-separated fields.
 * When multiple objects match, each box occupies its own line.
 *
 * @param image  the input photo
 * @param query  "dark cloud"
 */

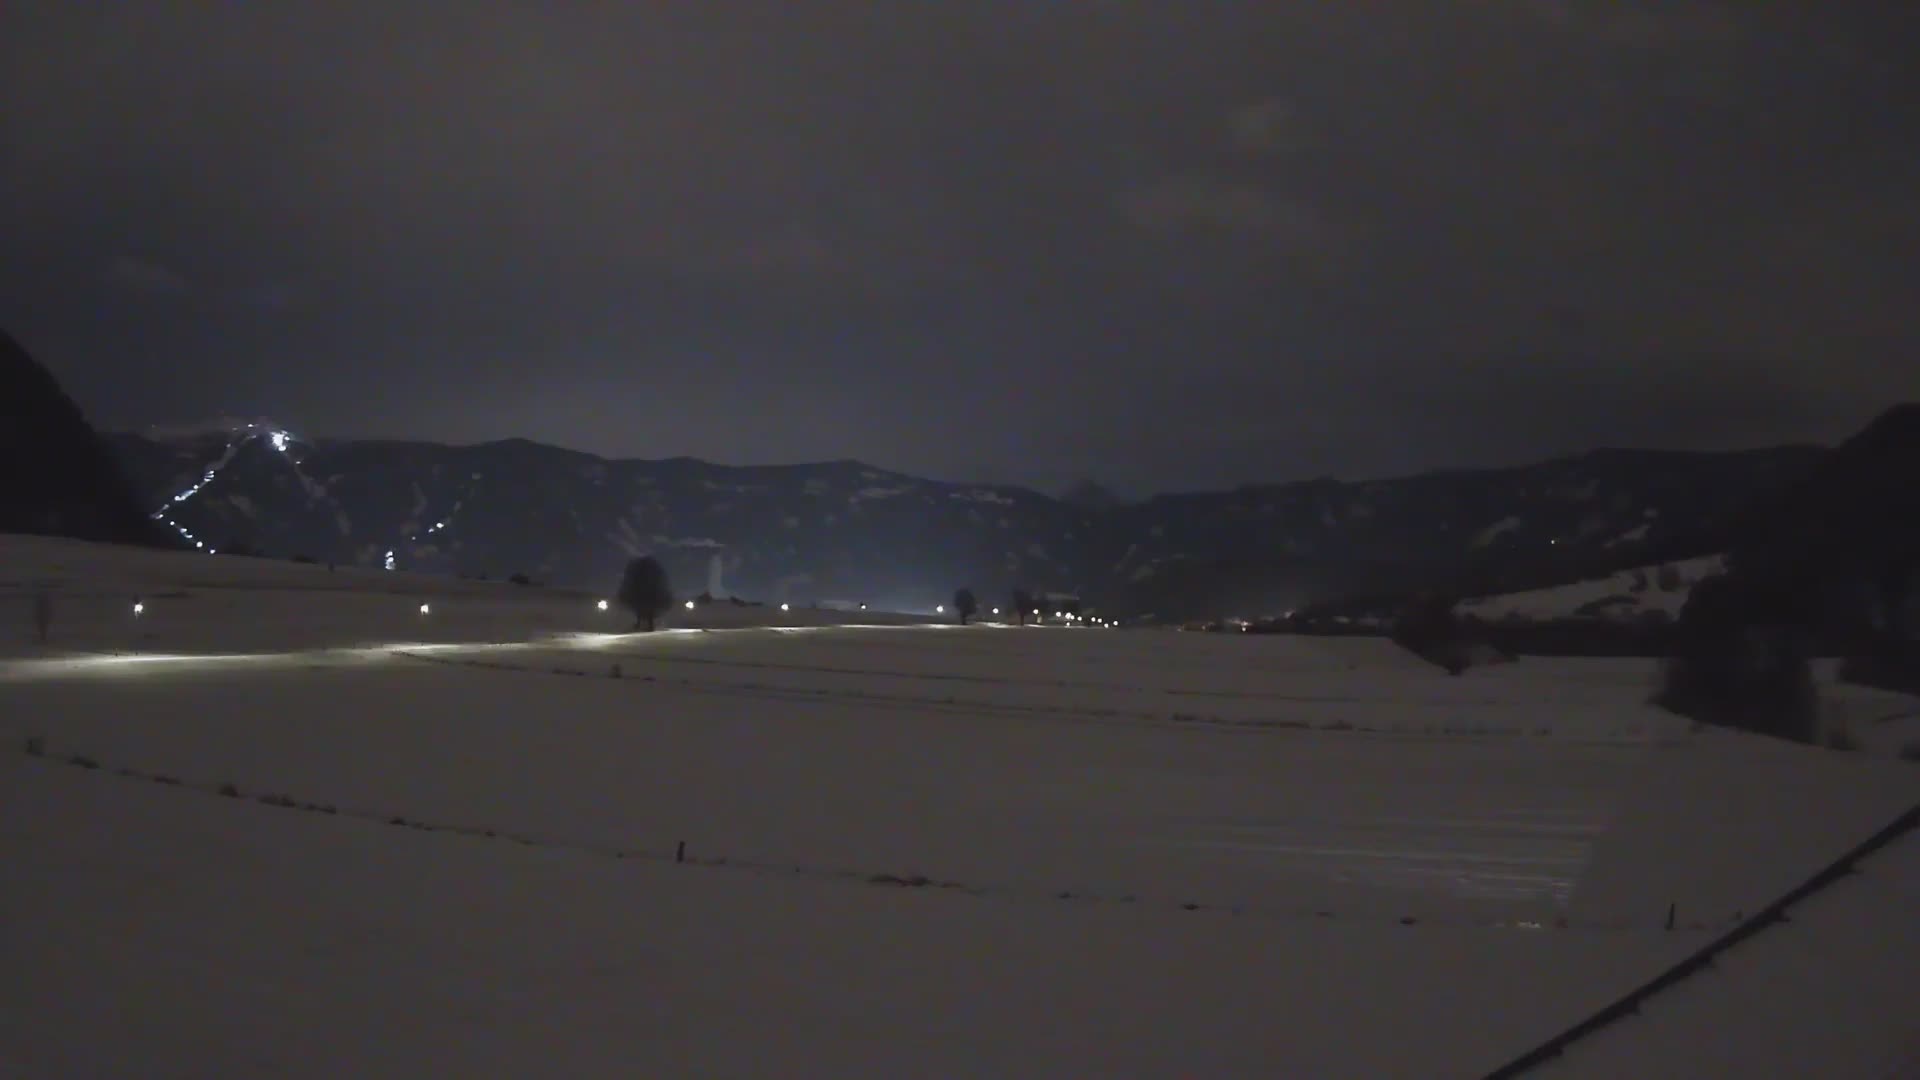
xmin=104 ymin=256 xmax=191 ymax=296
xmin=1 ymin=1 xmax=1914 ymax=495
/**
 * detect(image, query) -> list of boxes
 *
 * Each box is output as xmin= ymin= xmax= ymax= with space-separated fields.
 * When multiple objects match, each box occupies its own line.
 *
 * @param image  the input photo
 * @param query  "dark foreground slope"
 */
xmin=1 ymin=330 xmax=171 ymax=548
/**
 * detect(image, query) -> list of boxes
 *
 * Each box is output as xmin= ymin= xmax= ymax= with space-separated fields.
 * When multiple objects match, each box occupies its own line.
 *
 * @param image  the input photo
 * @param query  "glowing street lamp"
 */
xmin=935 ymin=604 xmax=945 ymax=614
xmin=596 ymin=599 xmax=609 ymax=611
xmin=780 ymin=602 xmax=791 ymax=611
xmin=418 ymin=603 xmax=431 ymax=615
xmin=132 ymin=601 xmax=145 ymax=616
xmin=684 ymin=600 xmax=696 ymax=610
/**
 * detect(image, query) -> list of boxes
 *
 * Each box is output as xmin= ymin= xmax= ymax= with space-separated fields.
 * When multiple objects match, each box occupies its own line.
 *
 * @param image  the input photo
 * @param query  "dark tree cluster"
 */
xmin=952 ymin=587 xmax=978 ymax=625
xmin=1651 ymin=571 xmax=1819 ymax=744
xmin=1390 ymin=593 xmax=1478 ymax=676
xmin=617 ymin=556 xmax=673 ymax=631
xmin=1010 ymin=588 xmax=1034 ymax=626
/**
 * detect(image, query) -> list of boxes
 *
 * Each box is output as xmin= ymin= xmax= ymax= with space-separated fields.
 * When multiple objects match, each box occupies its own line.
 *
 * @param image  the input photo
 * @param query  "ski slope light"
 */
xmin=270 ymin=431 xmax=289 ymax=453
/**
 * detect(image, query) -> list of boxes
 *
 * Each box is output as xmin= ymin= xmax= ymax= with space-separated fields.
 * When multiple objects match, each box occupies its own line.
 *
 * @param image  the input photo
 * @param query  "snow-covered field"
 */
xmin=1461 ymin=556 xmax=1726 ymax=624
xmin=3 ymin=535 xmax=1916 ymax=1077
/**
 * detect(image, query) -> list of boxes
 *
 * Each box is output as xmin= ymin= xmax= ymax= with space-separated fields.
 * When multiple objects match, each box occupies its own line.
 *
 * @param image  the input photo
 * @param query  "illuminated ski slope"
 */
xmin=141 ymin=421 xmax=465 ymax=571
xmin=146 ymin=420 xmax=304 ymax=552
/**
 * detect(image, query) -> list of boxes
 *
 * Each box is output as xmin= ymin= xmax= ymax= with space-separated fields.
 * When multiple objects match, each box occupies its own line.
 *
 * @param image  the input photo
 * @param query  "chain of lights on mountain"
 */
xmin=387 ymin=494 xmax=468 ymax=571
xmin=152 ymin=421 xmax=461 ymax=573
xmin=150 ymin=422 xmax=298 ymax=554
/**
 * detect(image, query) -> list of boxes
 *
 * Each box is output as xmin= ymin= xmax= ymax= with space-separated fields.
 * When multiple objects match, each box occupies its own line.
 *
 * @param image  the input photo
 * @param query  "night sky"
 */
xmin=3 ymin=3 xmax=1915 ymax=495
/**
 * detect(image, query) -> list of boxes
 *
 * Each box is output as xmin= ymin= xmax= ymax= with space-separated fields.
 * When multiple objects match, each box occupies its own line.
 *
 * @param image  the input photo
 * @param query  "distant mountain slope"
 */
xmin=104 ymin=424 xmax=1825 ymax=616
xmin=1460 ymin=556 xmax=1726 ymax=625
xmin=1 ymin=330 xmax=173 ymax=548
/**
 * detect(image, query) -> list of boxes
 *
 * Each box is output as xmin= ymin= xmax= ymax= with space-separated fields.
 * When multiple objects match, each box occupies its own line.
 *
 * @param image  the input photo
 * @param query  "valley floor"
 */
xmin=2 ymin=536 xmax=1916 ymax=1077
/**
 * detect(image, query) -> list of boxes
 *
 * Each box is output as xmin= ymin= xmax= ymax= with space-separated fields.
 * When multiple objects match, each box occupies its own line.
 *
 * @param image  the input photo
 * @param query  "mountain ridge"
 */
xmin=103 ymin=423 xmax=1828 ymax=619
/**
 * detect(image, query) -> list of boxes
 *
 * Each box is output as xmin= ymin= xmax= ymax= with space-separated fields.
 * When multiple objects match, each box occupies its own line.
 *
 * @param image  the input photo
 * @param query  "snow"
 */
xmin=1605 ymin=522 xmax=1651 ymax=548
xmin=651 ymin=535 xmax=725 ymax=549
xmin=2 ymin=533 xmax=1916 ymax=1077
xmin=854 ymin=484 xmax=915 ymax=499
xmin=1462 ymin=556 xmax=1726 ymax=623
xmin=1536 ymin=821 xmax=1920 ymax=1079
xmin=1473 ymin=515 xmax=1524 ymax=549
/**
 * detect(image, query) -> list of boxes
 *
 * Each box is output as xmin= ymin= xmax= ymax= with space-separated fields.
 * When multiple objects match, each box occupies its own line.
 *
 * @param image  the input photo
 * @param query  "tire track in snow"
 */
xmin=14 ymin=735 xmax=1687 ymax=934
xmin=393 ymin=646 xmax=1675 ymax=745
